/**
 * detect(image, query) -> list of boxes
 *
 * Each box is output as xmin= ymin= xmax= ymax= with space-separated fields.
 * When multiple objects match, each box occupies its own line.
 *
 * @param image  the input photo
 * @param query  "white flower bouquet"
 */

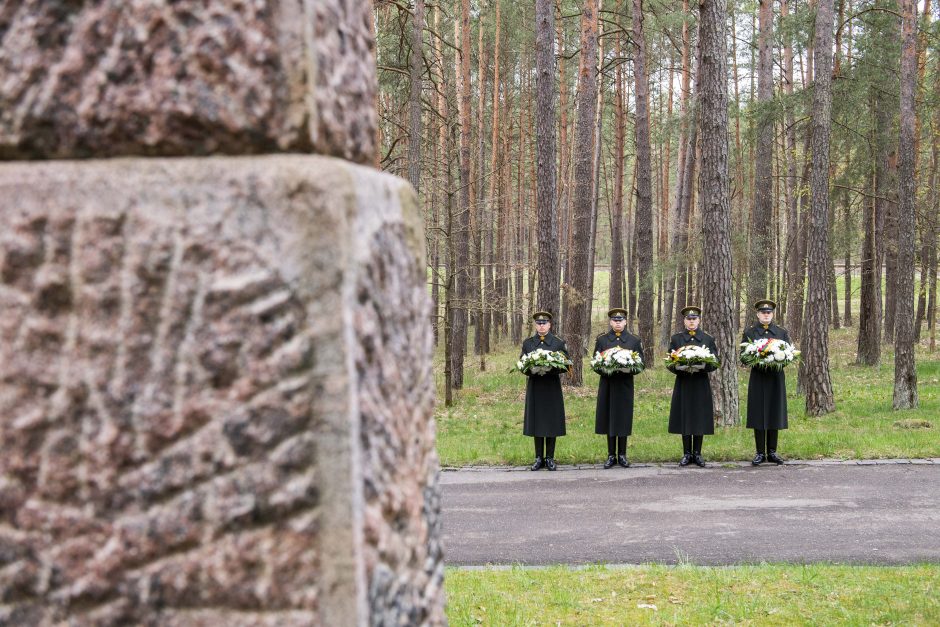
xmin=515 ymin=348 xmax=572 ymax=376
xmin=739 ymin=338 xmax=801 ymax=371
xmin=663 ymin=345 xmax=720 ymax=372
xmin=590 ymin=347 xmax=644 ymax=376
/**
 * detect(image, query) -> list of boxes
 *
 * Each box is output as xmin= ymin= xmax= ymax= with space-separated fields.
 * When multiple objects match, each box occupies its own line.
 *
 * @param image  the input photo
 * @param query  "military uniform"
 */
xmin=667 ymin=306 xmax=719 ymax=466
xmin=521 ymin=331 xmax=569 ymax=438
xmin=742 ymin=299 xmax=790 ymax=465
xmin=666 ymin=328 xmax=719 ymax=436
xmin=593 ymin=328 xmax=643 ymax=439
xmin=520 ymin=311 xmax=569 ymax=471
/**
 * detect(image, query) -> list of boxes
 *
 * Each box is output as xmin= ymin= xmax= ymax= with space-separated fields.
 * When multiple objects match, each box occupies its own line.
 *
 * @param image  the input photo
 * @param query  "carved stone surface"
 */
xmin=0 ymin=155 xmax=441 ymax=624
xmin=0 ymin=1 xmax=377 ymax=164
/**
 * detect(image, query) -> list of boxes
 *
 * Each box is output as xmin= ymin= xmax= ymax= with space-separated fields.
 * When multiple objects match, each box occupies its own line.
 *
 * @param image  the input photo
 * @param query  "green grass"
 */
xmin=435 ymin=327 xmax=940 ymax=466
xmin=445 ymin=563 xmax=940 ymax=625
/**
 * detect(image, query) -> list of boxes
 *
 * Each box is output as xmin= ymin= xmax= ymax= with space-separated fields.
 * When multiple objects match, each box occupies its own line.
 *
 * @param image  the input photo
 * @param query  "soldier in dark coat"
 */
xmin=666 ymin=306 xmax=719 ymax=467
xmin=741 ymin=299 xmax=791 ymax=465
xmin=594 ymin=307 xmax=643 ymax=468
xmin=520 ymin=311 xmax=569 ymax=471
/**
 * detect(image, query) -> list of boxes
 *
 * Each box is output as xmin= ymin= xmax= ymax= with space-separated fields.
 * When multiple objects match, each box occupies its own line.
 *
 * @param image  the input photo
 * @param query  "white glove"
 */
xmin=690 ymin=364 xmax=705 ymax=372
xmin=675 ymin=364 xmax=689 ymax=372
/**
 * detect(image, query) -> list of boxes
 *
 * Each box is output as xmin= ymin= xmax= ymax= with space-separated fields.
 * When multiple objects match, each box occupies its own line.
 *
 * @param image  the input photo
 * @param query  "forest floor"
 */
xmin=435 ymin=327 xmax=940 ymax=466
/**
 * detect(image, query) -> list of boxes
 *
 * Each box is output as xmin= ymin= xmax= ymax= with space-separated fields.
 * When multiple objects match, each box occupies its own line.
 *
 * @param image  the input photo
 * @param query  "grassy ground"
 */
xmin=435 ymin=327 xmax=940 ymax=466
xmin=445 ymin=563 xmax=940 ymax=625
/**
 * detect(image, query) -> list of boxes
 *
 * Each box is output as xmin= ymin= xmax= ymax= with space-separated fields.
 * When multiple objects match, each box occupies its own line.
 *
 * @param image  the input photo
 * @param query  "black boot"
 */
xmin=680 ymin=435 xmax=692 ymax=466
xmin=768 ymin=450 xmax=785 ymax=465
xmin=617 ymin=436 xmax=629 ymax=467
xmin=603 ymin=455 xmax=617 ymax=469
xmin=545 ymin=458 xmax=558 ymax=471
xmin=692 ymin=435 xmax=705 ymax=466
xmin=530 ymin=456 xmax=544 ymax=471
xmin=751 ymin=452 xmax=767 ymax=465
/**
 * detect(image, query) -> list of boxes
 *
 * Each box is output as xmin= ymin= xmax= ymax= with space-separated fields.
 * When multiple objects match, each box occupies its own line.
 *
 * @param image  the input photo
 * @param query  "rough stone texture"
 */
xmin=0 ymin=1 xmax=377 ymax=164
xmin=0 ymin=156 xmax=441 ymax=624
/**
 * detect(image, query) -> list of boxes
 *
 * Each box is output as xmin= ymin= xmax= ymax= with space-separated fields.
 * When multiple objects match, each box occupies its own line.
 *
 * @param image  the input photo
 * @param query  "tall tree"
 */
xmin=609 ymin=30 xmax=627 ymax=309
xmin=857 ymin=3 xmax=899 ymax=364
xmin=698 ymin=0 xmax=739 ymax=425
xmin=662 ymin=26 xmax=699 ymax=345
xmin=408 ymin=0 xmax=425 ymax=193
xmin=748 ymin=0 xmax=775 ymax=307
xmin=893 ymin=0 xmax=918 ymax=409
xmin=535 ymin=0 xmax=560 ymax=316
xmin=450 ymin=0 xmax=472 ymax=390
xmin=633 ymin=0 xmax=655 ymax=365
xmin=563 ymin=0 xmax=600 ymax=385
xmin=803 ymin=0 xmax=836 ymax=416
xmin=928 ymin=42 xmax=940 ymax=354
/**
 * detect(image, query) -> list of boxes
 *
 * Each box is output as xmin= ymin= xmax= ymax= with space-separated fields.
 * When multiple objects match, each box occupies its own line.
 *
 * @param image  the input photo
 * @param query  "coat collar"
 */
xmin=753 ymin=322 xmax=779 ymax=336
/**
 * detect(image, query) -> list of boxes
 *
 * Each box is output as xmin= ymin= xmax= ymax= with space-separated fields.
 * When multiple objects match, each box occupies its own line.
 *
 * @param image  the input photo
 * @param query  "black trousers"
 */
xmin=534 ymin=436 xmax=557 ymax=458
xmin=681 ymin=434 xmax=703 ymax=454
xmin=754 ymin=429 xmax=779 ymax=453
xmin=606 ymin=436 xmax=627 ymax=456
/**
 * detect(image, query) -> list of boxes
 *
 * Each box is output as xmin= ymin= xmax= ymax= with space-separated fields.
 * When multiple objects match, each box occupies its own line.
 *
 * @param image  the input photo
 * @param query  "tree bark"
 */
xmin=698 ymin=0 xmax=739 ymax=426
xmin=781 ymin=0 xmax=802 ymax=337
xmin=803 ymin=0 xmax=836 ymax=416
xmin=408 ymin=0 xmax=424 ymax=194
xmin=929 ymin=42 xmax=940 ymax=353
xmin=562 ymin=0 xmax=600 ymax=385
xmin=535 ymin=0 xmax=560 ymax=318
xmin=473 ymin=16 xmax=486 ymax=357
xmin=893 ymin=0 xmax=919 ymax=409
xmin=450 ymin=0 xmax=472 ymax=390
xmin=748 ymin=0 xmax=775 ymax=308
xmin=632 ymin=0 xmax=655 ymax=366
xmin=609 ymin=32 xmax=627 ymax=309
xmin=662 ymin=31 xmax=700 ymax=345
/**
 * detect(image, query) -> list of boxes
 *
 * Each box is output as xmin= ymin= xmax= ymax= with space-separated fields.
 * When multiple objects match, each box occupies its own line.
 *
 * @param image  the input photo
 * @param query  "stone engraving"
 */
xmin=0 ymin=156 xmax=442 ymax=624
xmin=0 ymin=1 xmax=377 ymax=164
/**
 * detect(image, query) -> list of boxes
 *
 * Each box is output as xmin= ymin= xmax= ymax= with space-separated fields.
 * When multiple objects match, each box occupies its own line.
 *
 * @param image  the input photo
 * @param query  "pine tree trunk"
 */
xmin=556 ymin=0 xmax=571 ymax=287
xmin=781 ymin=0 xmax=805 ymax=340
xmin=844 ymin=194 xmax=853 ymax=326
xmin=588 ymin=50 xmax=604 ymax=327
xmin=662 ymin=35 xmax=700 ymax=345
xmin=698 ymin=0 xmax=739 ymax=426
xmin=857 ymin=186 xmax=883 ymax=364
xmin=535 ymin=0 xmax=560 ymax=317
xmin=632 ymin=0 xmax=656 ymax=366
xmin=408 ymin=0 xmax=424 ymax=195
xmin=562 ymin=0 xmax=600 ymax=386
xmin=893 ymin=0 xmax=919 ymax=409
xmin=928 ymin=52 xmax=940 ymax=353
xmin=609 ymin=33 xmax=626 ymax=309
xmin=450 ymin=0 xmax=473 ymax=390
xmin=473 ymin=19 xmax=486 ymax=357
xmin=803 ymin=0 xmax=836 ymax=416
xmin=748 ymin=0 xmax=774 ymax=308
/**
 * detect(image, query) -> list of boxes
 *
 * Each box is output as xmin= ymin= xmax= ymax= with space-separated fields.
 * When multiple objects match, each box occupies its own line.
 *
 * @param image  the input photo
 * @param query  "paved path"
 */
xmin=441 ymin=461 xmax=940 ymax=566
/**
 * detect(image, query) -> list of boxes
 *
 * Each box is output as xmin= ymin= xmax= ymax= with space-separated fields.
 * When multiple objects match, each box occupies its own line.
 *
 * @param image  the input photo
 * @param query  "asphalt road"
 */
xmin=441 ymin=462 xmax=940 ymax=566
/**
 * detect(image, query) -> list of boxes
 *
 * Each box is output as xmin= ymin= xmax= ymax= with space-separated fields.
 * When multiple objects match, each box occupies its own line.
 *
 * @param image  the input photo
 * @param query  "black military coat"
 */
xmin=741 ymin=322 xmax=791 ymax=430
xmin=593 ymin=330 xmax=643 ymax=437
xmin=520 ymin=333 xmax=568 ymax=437
xmin=666 ymin=329 xmax=719 ymax=435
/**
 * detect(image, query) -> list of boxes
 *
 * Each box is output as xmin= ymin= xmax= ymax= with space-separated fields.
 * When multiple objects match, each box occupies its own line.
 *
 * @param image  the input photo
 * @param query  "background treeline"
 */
xmin=374 ymin=0 xmax=937 ymax=417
